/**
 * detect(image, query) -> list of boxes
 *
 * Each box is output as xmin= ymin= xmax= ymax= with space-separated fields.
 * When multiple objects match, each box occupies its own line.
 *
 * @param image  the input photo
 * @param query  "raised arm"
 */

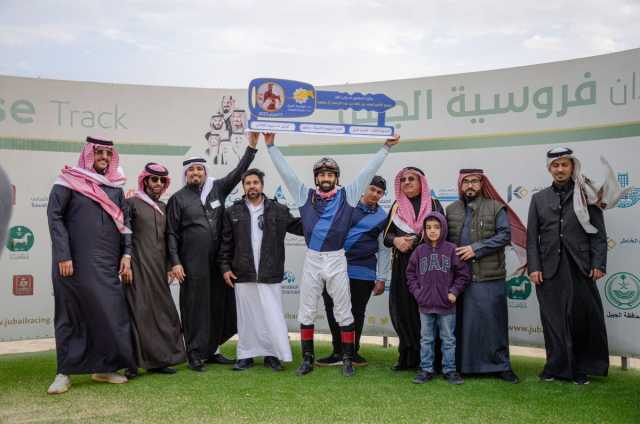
xmin=345 ymin=135 xmax=399 ymax=207
xmin=264 ymin=133 xmax=308 ymax=208
xmin=217 ymin=145 xmax=258 ymax=198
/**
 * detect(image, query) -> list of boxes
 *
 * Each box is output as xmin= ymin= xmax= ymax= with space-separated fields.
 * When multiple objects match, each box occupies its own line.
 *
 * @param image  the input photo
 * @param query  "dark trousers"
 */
xmin=322 ymin=278 xmax=374 ymax=354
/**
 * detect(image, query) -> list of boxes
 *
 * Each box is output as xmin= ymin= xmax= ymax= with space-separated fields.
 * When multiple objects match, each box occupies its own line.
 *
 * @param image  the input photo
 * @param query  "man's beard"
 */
xmin=464 ymin=189 xmax=479 ymax=202
xmin=318 ymin=182 xmax=335 ymax=192
xmin=145 ymin=186 xmax=161 ymax=200
xmin=246 ymin=190 xmax=261 ymax=199
xmin=187 ymin=178 xmax=203 ymax=187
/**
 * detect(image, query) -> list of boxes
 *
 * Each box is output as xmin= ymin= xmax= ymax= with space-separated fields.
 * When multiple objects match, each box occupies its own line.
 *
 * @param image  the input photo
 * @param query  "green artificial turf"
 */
xmin=0 ymin=343 xmax=638 ymax=424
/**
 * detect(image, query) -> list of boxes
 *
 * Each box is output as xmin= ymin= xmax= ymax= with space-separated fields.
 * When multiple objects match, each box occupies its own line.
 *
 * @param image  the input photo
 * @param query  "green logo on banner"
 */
xmin=605 ymin=272 xmax=640 ymax=310
xmin=507 ymin=276 xmax=532 ymax=300
xmin=6 ymin=225 xmax=35 ymax=252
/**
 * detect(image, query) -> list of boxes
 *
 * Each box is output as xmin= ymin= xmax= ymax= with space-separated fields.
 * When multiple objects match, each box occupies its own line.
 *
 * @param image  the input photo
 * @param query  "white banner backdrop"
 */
xmin=1 ymin=49 xmax=639 ymax=357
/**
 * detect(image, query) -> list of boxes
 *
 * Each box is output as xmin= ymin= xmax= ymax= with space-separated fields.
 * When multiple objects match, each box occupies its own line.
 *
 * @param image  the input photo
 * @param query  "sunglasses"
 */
xmin=258 ymin=214 xmax=264 ymax=230
xmin=149 ymin=176 xmax=168 ymax=183
xmin=400 ymin=176 xmax=417 ymax=183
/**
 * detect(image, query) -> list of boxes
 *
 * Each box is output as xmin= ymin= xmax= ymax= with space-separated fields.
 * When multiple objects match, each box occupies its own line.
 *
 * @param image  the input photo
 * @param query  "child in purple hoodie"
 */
xmin=406 ymin=211 xmax=470 ymax=385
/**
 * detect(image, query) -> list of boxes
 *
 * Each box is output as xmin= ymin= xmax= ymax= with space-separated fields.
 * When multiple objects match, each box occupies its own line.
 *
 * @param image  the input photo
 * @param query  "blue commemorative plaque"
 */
xmin=247 ymin=78 xmax=396 ymax=138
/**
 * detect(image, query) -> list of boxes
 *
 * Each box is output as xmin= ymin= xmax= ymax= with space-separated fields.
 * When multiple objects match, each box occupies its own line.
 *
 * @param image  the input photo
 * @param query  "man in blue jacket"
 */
xmin=265 ymin=132 xmax=399 ymax=377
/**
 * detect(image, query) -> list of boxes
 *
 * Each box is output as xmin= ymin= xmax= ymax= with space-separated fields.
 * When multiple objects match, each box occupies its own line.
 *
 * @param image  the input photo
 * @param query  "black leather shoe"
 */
xmin=232 ymin=358 xmax=254 ymax=371
xmin=315 ymin=353 xmax=342 ymax=367
xmin=573 ymin=373 xmax=590 ymax=385
xmin=148 ymin=367 xmax=177 ymax=374
xmin=296 ymin=354 xmax=314 ymax=376
xmin=188 ymin=360 xmax=205 ymax=372
xmin=264 ymin=356 xmax=284 ymax=371
xmin=498 ymin=370 xmax=520 ymax=384
xmin=207 ymin=353 xmax=235 ymax=365
xmin=125 ymin=368 xmax=138 ymax=379
xmin=538 ymin=371 xmax=555 ymax=382
xmin=352 ymin=353 xmax=368 ymax=367
xmin=391 ymin=363 xmax=409 ymax=371
xmin=342 ymin=358 xmax=355 ymax=377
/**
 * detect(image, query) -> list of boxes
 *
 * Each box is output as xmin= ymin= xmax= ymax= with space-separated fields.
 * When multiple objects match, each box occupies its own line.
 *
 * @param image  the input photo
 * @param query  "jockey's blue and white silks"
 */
xmin=267 ymin=144 xmax=389 ymax=252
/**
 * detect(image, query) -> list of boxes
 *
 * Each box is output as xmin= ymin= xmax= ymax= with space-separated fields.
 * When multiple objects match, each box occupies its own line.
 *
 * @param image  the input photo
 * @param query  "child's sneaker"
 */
xmin=444 ymin=372 xmax=464 ymax=385
xmin=412 ymin=371 xmax=434 ymax=384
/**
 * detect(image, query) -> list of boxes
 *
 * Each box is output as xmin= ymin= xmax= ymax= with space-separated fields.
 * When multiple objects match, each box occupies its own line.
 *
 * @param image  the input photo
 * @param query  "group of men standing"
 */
xmin=44 ymin=131 xmax=613 ymax=394
xmin=46 ymin=134 xmax=258 ymax=394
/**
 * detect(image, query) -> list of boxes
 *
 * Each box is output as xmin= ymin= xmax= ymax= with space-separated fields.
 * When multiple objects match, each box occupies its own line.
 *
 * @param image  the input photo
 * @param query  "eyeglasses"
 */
xmin=400 ymin=176 xmax=417 ymax=183
xmin=462 ymin=178 xmax=482 ymax=185
xmin=149 ymin=176 xmax=168 ymax=183
xmin=258 ymin=214 xmax=264 ymax=230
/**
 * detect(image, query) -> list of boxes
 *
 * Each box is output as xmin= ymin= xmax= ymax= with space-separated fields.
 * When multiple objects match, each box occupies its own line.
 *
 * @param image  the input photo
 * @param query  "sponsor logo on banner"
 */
xmin=507 ymin=276 xmax=532 ymax=308
xmin=12 ymin=275 xmax=34 ymax=296
xmin=432 ymin=188 xmax=458 ymax=204
xmin=507 ymin=184 xmax=545 ymax=203
xmin=507 ymin=185 xmax=528 ymax=202
xmin=6 ymin=226 xmax=34 ymax=258
xmin=607 ymin=238 xmax=617 ymax=251
xmin=605 ymin=272 xmax=640 ymax=311
xmin=281 ymin=270 xmax=299 ymax=295
xmin=616 ymin=172 xmax=640 ymax=209
xmin=619 ymin=237 xmax=640 ymax=247
xmin=30 ymin=195 xmax=49 ymax=208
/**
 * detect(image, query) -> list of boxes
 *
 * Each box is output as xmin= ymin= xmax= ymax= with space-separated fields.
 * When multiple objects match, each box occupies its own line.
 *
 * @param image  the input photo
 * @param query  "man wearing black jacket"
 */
xmin=527 ymin=147 xmax=609 ymax=385
xmin=166 ymin=132 xmax=258 ymax=372
xmin=219 ymin=167 xmax=303 ymax=371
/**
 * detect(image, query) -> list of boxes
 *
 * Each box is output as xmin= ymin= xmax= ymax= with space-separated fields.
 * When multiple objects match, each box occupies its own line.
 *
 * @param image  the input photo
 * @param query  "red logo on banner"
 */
xmin=13 ymin=275 xmax=34 ymax=296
